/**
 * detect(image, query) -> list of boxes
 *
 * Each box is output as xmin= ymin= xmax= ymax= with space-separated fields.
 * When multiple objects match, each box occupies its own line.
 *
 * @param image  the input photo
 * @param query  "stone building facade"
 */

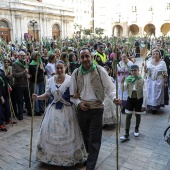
xmin=94 ymin=0 xmax=170 ymax=37
xmin=0 ymin=0 xmax=75 ymax=43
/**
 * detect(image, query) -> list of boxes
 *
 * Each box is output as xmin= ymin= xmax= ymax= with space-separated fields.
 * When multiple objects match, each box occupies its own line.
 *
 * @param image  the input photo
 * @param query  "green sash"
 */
xmin=80 ymin=63 xmax=96 ymax=75
xmin=125 ymin=75 xmax=142 ymax=83
xmin=15 ymin=59 xmax=28 ymax=69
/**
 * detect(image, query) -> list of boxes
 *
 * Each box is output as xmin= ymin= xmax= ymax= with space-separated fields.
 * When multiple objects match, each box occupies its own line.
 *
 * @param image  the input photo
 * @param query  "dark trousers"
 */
xmin=31 ymin=82 xmax=45 ymax=113
xmin=10 ymin=86 xmax=17 ymax=115
xmin=0 ymin=96 xmax=10 ymax=125
xmin=125 ymin=114 xmax=141 ymax=133
xmin=16 ymin=87 xmax=31 ymax=117
xmin=77 ymin=108 xmax=103 ymax=170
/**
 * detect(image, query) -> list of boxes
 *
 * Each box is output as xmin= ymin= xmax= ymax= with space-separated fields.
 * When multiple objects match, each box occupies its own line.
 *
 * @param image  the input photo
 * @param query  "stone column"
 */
xmin=63 ymin=20 xmax=69 ymax=38
xmin=15 ymin=14 xmax=21 ymax=43
xmin=60 ymin=14 xmax=64 ymax=39
xmin=45 ymin=18 xmax=50 ymax=37
xmin=20 ymin=16 xmax=23 ymax=42
xmin=41 ymin=15 xmax=45 ymax=39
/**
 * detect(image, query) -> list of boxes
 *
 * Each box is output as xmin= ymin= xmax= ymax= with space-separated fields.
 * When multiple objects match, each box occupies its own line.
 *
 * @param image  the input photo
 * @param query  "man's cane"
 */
xmin=29 ymin=42 xmax=41 ymax=168
xmin=112 ymin=37 xmax=119 ymax=170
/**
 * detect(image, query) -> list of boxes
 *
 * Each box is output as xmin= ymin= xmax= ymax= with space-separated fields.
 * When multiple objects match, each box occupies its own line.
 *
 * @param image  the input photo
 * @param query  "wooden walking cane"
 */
xmin=112 ymin=37 xmax=119 ymax=170
xmin=29 ymin=42 xmax=42 ymax=168
xmin=8 ymin=90 xmax=18 ymax=126
xmin=141 ymin=45 xmax=147 ymax=76
xmin=119 ymin=68 xmax=125 ymax=133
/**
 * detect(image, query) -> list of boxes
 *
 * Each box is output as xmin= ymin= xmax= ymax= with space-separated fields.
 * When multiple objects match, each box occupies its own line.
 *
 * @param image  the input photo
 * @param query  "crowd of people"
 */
xmin=0 ymin=36 xmax=170 ymax=169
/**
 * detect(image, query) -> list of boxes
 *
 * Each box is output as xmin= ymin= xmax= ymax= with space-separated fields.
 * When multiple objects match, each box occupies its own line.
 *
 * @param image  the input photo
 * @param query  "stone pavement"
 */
xmin=0 ymin=58 xmax=170 ymax=170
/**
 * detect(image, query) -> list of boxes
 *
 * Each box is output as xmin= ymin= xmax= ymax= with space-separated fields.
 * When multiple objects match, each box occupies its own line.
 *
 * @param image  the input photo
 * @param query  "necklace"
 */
xmin=57 ymin=76 xmax=65 ymax=81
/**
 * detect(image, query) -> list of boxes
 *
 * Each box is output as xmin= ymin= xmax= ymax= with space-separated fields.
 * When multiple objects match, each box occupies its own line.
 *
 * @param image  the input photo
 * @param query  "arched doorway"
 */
xmin=0 ymin=20 xmax=11 ymax=43
xmin=28 ymin=20 xmax=39 ymax=42
xmin=144 ymin=24 xmax=155 ymax=36
xmin=52 ymin=24 xmax=60 ymax=40
xmin=113 ymin=25 xmax=123 ymax=37
xmin=129 ymin=24 xmax=139 ymax=36
xmin=161 ymin=23 xmax=170 ymax=36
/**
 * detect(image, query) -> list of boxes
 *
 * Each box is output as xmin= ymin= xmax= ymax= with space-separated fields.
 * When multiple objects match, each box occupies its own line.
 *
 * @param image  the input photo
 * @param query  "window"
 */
xmin=166 ymin=3 xmax=170 ymax=10
xmin=149 ymin=6 xmax=153 ymax=11
xmin=132 ymin=6 xmax=137 ymax=12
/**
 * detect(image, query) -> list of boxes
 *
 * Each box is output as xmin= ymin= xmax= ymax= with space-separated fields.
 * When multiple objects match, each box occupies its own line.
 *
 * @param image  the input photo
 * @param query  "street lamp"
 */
xmin=30 ymin=20 xmax=37 ymax=42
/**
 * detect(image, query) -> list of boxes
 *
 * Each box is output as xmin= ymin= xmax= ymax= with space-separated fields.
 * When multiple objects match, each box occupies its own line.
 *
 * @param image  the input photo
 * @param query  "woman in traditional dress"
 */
xmin=32 ymin=60 xmax=87 ymax=166
xmin=145 ymin=50 xmax=168 ymax=114
xmin=117 ymin=54 xmax=133 ymax=113
xmin=103 ymin=66 xmax=116 ymax=127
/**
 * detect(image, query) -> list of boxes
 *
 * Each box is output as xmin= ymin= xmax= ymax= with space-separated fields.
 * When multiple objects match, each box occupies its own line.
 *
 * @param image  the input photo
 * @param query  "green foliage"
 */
xmin=82 ymin=29 xmax=91 ymax=35
xmin=95 ymin=27 xmax=104 ymax=36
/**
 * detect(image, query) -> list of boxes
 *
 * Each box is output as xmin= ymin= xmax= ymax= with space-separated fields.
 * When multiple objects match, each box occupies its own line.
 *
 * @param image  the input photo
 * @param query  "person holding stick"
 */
xmin=32 ymin=60 xmax=87 ymax=166
xmin=29 ymin=51 xmax=46 ymax=116
xmin=70 ymin=47 xmax=121 ymax=170
xmin=120 ymin=64 xmax=147 ymax=141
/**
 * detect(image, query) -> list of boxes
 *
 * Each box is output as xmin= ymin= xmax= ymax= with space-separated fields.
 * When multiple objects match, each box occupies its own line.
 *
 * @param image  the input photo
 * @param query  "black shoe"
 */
xmin=83 ymin=161 xmax=87 ymax=166
xmin=23 ymin=109 xmax=27 ymax=113
xmin=152 ymin=110 xmax=157 ymax=114
xmin=17 ymin=116 xmax=23 ymax=120
xmin=35 ymin=112 xmax=42 ymax=116
xmin=103 ymin=124 xmax=108 ymax=129
xmin=40 ymin=111 xmax=44 ymax=114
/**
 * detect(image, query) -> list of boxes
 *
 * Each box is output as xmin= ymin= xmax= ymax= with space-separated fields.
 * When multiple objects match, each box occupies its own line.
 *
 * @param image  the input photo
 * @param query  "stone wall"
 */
xmin=0 ymin=0 xmax=75 ymax=43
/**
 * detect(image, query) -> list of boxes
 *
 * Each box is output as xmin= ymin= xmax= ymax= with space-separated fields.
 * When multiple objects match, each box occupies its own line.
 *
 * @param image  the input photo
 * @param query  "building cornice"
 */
xmin=0 ymin=0 xmax=75 ymax=18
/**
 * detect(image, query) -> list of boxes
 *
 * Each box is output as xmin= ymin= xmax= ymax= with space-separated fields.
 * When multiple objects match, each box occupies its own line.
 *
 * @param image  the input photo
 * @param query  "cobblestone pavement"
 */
xmin=0 ymin=58 xmax=170 ymax=170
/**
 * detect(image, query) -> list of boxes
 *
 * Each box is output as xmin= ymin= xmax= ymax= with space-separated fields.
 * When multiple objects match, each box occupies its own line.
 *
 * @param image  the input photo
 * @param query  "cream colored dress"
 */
xmin=36 ymin=75 xmax=87 ymax=166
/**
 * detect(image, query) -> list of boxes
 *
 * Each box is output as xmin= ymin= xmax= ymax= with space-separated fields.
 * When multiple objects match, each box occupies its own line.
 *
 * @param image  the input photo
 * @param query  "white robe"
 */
xmin=103 ymin=77 xmax=117 ymax=125
xmin=146 ymin=60 xmax=167 ymax=108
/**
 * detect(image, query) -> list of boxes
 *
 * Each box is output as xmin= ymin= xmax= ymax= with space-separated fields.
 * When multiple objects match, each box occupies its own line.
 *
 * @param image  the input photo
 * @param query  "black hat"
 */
xmin=130 ymin=64 xmax=139 ymax=70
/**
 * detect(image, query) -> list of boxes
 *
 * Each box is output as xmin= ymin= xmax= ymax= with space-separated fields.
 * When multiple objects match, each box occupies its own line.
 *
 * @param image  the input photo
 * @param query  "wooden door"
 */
xmin=28 ymin=30 xmax=39 ymax=42
xmin=0 ymin=28 xmax=11 ymax=43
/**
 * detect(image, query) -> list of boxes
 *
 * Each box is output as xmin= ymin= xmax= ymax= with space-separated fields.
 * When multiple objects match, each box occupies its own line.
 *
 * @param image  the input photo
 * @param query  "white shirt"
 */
xmin=70 ymin=67 xmax=116 ymax=105
xmin=45 ymin=63 xmax=55 ymax=79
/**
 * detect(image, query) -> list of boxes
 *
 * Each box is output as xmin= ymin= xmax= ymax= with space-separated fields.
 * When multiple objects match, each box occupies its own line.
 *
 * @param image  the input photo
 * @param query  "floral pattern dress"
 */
xmin=36 ymin=75 xmax=87 ymax=166
xmin=146 ymin=60 xmax=168 ymax=110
